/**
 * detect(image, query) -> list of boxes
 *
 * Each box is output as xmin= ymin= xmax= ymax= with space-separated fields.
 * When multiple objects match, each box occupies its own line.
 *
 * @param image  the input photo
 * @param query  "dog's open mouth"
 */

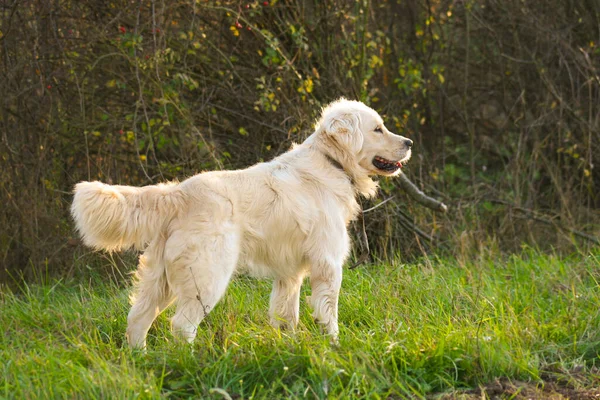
xmin=372 ymin=156 xmax=404 ymax=173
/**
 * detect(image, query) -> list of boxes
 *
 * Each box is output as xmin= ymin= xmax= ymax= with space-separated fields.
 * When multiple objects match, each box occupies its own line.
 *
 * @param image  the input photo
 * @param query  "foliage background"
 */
xmin=1 ymin=0 xmax=599 ymax=278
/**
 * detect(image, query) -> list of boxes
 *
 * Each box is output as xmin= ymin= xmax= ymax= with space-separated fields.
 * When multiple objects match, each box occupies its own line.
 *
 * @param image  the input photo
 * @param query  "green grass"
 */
xmin=1 ymin=249 xmax=599 ymax=399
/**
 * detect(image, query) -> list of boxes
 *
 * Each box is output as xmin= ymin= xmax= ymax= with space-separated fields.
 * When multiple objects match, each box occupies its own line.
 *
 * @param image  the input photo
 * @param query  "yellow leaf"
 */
xmin=304 ymin=78 xmax=313 ymax=93
xmin=369 ymin=55 xmax=383 ymax=69
xmin=139 ymin=154 xmax=147 ymax=161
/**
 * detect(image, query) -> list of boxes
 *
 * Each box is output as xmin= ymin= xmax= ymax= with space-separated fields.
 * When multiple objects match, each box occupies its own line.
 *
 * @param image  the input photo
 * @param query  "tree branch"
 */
xmin=490 ymin=199 xmax=600 ymax=245
xmin=397 ymin=172 xmax=448 ymax=213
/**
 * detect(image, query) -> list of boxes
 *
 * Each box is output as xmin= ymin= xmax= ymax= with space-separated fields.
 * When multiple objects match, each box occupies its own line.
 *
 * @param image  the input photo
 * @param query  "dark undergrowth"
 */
xmin=1 ymin=0 xmax=599 ymax=280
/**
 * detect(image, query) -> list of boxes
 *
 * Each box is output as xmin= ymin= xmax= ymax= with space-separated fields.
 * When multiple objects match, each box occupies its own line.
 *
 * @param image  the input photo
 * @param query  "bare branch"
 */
xmin=397 ymin=172 xmax=448 ymax=213
xmin=490 ymin=200 xmax=600 ymax=245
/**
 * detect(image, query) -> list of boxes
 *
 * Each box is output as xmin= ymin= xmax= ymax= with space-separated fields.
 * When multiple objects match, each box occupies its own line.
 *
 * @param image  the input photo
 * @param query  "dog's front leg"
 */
xmin=309 ymin=260 xmax=343 ymax=340
xmin=269 ymin=274 xmax=304 ymax=330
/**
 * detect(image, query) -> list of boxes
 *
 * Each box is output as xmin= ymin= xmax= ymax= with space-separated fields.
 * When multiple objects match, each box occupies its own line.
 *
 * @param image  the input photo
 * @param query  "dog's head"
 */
xmin=316 ymin=98 xmax=412 ymax=176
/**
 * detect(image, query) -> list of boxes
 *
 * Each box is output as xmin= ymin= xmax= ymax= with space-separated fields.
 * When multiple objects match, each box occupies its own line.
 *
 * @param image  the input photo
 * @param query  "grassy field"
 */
xmin=1 ymin=249 xmax=599 ymax=399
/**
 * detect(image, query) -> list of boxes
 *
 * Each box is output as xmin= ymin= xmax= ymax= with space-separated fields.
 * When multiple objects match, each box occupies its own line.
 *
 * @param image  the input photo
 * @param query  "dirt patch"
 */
xmin=435 ymin=368 xmax=600 ymax=399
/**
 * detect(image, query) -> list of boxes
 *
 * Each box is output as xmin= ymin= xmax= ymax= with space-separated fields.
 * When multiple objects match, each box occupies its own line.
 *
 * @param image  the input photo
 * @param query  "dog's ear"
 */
xmin=321 ymin=113 xmax=360 ymax=136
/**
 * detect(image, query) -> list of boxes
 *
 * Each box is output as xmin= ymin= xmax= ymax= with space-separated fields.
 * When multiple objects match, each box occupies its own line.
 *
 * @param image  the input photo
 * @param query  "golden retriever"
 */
xmin=71 ymin=98 xmax=412 ymax=347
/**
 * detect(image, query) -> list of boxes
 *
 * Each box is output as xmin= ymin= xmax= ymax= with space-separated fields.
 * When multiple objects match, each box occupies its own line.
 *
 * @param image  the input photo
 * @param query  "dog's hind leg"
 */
xmin=167 ymin=229 xmax=240 ymax=344
xmin=269 ymin=273 xmax=304 ymax=330
xmin=126 ymin=252 xmax=174 ymax=349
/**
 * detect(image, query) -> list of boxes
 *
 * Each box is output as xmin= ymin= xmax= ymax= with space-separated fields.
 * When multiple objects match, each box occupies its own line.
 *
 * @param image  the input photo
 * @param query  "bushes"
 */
xmin=1 ymin=0 xmax=598 ymax=278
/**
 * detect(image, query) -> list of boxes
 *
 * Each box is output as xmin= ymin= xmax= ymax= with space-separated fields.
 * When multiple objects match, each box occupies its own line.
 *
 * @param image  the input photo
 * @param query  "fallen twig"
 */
xmin=362 ymin=196 xmax=396 ymax=213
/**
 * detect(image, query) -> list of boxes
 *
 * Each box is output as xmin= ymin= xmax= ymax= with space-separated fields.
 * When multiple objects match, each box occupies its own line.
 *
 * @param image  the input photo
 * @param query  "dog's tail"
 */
xmin=71 ymin=181 xmax=186 ymax=251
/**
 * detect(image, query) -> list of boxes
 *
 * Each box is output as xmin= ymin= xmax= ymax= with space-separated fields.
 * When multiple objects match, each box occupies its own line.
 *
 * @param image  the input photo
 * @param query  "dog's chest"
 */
xmin=237 ymin=213 xmax=309 ymax=277
xmin=237 ymin=199 xmax=356 ymax=278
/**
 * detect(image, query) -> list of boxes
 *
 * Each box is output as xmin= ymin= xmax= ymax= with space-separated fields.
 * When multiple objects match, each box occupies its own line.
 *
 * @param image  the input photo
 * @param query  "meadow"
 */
xmin=2 ymin=249 xmax=599 ymax=399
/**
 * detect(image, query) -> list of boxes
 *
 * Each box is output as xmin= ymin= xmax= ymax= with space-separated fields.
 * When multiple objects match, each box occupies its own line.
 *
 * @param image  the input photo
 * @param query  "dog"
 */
xmin=71 ymin=98 xmax=412 ymax=348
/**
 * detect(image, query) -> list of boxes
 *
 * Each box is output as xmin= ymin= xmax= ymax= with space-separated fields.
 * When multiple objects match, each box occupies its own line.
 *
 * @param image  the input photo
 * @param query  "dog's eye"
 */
xmin=374 ymin=127 xmax=383 ymax=133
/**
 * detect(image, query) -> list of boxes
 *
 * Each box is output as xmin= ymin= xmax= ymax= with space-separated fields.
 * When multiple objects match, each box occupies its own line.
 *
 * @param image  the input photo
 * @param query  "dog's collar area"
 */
xmin=323 ymin=153 xmax=344 ymax=172
xmin=322 ymin=153 xmax=355 ymax=186
xmin=321 ymin=152 xmax=370 ymax=269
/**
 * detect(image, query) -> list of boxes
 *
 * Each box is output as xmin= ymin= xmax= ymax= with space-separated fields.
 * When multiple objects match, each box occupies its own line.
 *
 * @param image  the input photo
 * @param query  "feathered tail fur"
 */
xmin=71 ymin=181 xmax=186 ymax=251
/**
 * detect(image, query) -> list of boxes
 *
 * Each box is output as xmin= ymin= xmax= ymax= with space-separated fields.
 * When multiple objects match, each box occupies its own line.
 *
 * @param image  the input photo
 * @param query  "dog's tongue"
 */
xmin=396 ymin=161 xmax=403 ymax=168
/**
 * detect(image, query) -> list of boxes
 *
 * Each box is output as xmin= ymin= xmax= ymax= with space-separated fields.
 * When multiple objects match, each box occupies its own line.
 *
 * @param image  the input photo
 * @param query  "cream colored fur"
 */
xmin=71 ymin=98 xmax=412 ymax=347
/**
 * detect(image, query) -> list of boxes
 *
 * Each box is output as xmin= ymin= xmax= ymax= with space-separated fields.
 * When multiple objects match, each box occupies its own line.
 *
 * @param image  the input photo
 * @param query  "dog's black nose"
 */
xmin=405 ymin=139 xmax=413 ymax=148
